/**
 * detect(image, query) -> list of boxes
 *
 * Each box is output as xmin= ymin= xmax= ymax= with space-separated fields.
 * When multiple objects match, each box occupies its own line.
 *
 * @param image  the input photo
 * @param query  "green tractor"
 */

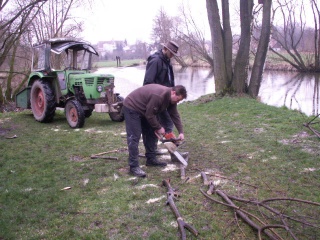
xmin=16 ymin=38 xmax=124 ymax=128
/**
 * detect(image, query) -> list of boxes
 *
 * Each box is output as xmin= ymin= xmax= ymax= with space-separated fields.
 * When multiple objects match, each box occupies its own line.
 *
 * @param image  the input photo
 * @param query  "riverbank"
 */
xmin=1 ymin=95 xmax=319 ymax=239
xmin=93 ymin=56 xmax=297 ymax=71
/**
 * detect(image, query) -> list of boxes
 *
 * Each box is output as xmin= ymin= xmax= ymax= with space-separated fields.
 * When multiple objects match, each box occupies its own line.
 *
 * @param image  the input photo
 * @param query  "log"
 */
xmin=162 ymin=179 xmax=199 ymax=239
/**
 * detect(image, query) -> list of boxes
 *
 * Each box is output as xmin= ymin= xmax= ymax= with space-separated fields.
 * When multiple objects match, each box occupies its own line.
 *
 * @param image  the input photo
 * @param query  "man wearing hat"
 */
xmin=143 ymin=40 xmax=180 ymax=140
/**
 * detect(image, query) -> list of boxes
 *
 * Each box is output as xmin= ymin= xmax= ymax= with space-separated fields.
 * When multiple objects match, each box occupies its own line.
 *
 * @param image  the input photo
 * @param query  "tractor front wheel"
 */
xmin=30 ymin=79 xmax=56 ymax=122
xmin=84 ymin=109 xmax=93 ymax=118
xmin=65 ymin=100 xmax=85 ymax=128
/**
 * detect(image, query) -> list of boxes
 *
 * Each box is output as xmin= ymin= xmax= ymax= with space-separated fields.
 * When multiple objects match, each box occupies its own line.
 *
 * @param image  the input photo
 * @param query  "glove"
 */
xmin=164 ymin=132 xmax=176 ymax=140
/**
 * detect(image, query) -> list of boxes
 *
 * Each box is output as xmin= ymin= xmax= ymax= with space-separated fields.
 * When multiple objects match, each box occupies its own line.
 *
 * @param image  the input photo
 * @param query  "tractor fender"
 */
xmin=28 ymin=74 xmax=62 ymax=104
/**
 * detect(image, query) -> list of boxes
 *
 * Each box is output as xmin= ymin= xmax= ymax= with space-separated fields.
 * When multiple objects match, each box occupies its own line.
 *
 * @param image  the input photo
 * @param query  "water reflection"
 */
xmin=95 ymin=66 xmax=215 ymax=101
xmin=259 ymin=71 xmax=320 ymax=116
xmin=95 ymin=66 xmax=320 ymax=116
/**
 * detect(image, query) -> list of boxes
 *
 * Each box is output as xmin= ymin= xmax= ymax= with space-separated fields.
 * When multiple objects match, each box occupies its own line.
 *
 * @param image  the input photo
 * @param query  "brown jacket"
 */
xmin=123 ymin=84 xmax=183 ymax=133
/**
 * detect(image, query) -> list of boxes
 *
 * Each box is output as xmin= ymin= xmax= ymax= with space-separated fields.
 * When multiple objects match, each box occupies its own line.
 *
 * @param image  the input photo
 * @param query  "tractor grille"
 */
xmin=85 ymin=78 xmax=94 ymax=86
xmin=74 ymin=81 xmax=82 ymax=86
xmin=97 ymin=77 xmax=114 ymax=85
xmin=97 ymin=78 xmax=105 ymax=85
xmin=84 ymin=77 xmax=114 ymax=86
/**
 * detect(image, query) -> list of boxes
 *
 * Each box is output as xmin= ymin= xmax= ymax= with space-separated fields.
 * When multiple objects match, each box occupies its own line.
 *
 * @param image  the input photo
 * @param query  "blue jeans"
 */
xmin=123 ymin=106 xmax=158 ymax=168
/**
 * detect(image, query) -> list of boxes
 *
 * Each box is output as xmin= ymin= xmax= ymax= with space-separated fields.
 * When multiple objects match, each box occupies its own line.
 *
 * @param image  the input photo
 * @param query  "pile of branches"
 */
xmin=162 ymin=170 xmax=319 ymax=239
xmin=200 ymin=172 xmax=320 ymax=239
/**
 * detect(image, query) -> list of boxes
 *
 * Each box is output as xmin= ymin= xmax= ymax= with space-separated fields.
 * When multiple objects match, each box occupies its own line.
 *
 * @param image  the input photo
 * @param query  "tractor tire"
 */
xmin=109 ymin=95 xmax=124 ymax=122
xmin=30 ymin=79 xmax=56 ymax=122
xmin=84 ymin=109 xmax=93 ymax=118
xmin=65 ymin=99 xmax=85 ymax=128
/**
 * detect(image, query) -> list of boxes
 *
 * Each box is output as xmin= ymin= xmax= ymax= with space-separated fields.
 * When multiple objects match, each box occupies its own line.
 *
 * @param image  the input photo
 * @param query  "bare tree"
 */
xmin=248 ymin=0 xmax=272 ymax=97
xmin=269 ymin=0 xmax=320 ymax=72
xmin=151 ymin=8 xmax=173 ymax=45
xmin=29 ymin=0 xmax=86 ymax=43
xmin=151 ymin=8 xmax=188 ymax=67
xmin=206 ymin=0 xmax=272 ymax=97
xmin=310 ymin=0 xmax=320 ymax=70
xmin=206 ymin=0 xmax=229 ymax=94
xmin=0 ymin=0 xmax=48 ymax=106
xmin=0 ymin=0 xmax=47 ymax=68
xmin=232 ymin=0 xmax=254 ymax=93
xmin=177 ymin=3 xmax=214 ymax=67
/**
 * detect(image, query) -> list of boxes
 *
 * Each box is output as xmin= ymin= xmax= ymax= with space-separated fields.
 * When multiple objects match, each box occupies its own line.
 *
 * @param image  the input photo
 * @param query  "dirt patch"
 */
xmin=69 ymin=155 xmax=85 ymax=162
xmin=279 ymin=131 xmax=311 ymax=145
xmin=0 ymin=117 xmax=18 ymax=137
xmin=0 ymin=127 xmax=11 ymax=136
xmin=279 ymin=131 xmax=320 ymax=155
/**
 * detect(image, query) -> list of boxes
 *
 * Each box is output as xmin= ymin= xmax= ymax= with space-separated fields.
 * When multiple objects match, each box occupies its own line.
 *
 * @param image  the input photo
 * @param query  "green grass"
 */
xmin=1 ymin=96 xmax=319 ymax=239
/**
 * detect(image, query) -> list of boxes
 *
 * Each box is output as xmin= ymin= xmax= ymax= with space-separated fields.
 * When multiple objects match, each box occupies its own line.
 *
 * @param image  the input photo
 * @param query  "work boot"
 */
xmin=146 ymin=158 xmax=167 ymax=167
xmin=130 ymin=167 xmax=147 ymax=178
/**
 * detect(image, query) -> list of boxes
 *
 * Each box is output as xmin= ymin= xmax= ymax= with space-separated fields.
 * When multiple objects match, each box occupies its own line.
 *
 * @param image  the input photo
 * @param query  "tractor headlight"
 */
xmin=97 ymin=85 xmax=103 ymax=92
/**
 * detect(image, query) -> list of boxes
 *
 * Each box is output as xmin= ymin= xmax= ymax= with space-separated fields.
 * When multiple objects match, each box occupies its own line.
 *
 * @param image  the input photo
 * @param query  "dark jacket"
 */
xmin=143 ymin=50 xmax=175 ymax=87
xmin=123 ymin=84 xmax=183 ymax=133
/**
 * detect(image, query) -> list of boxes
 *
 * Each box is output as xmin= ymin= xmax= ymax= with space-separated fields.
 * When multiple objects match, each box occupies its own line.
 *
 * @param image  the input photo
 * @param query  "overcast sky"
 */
xmin=76 ymin=0 xmax=315 ymax=45
xmin=77 ymin=0 xmax=208 ymax=44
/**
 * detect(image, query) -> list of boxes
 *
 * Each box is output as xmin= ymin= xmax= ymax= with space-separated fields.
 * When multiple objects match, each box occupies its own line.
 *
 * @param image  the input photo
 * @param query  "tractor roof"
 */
xmin=40 ymin=38 xmax=99 ymax=56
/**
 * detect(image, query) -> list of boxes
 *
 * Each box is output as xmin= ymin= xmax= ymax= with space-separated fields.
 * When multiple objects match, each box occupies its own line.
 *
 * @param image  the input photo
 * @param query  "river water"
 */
xmin=95 ymin=66 xmax=320 ymax=117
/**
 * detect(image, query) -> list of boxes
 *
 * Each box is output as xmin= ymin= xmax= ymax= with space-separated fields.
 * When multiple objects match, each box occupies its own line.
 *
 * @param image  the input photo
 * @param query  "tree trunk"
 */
xmin=311 ymin=0 xmax=320 ymax=69
xmin=5 ymin=41 xmax=19 ymax=101
xmin=206 ymin=0 xmax=228 ymax=94
xmin=248 ymin=0 xmax=272 ymax=97
xmin=221 ymin=0 xmax=233 ymax=87
xmin=0 ymin=84 xmax=4 ymax=110
xmin=232 ymin=0 xmax=253 ymax=93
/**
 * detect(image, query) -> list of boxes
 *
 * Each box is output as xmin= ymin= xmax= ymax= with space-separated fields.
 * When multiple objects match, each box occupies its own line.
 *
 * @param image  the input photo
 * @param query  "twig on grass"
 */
xmin=90 ymin=149 xmax=119 ymax=160
xmin=91 ymin=149 xmax=118 ymax=157
xmin=5 ymin=134 xmax=17 ymax=139
xmin=162 ymin=179 xmax=199 ymax=240
xmin=180 ymin=166 xmax=186 ymax=180
xmin=90 ymin=156 xmax=118 ymax=160
xmin=303 ymin=114 xmax=320 ymax=139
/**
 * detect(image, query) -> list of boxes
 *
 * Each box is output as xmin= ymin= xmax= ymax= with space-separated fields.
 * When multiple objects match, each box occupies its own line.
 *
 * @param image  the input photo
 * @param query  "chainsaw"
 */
xmin=155 ymin=132 xmax=188 ymax=166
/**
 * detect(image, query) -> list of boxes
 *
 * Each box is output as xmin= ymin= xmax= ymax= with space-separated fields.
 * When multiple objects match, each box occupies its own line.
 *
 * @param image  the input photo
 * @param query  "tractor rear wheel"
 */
xmin=65 ymin=99 xmax=85 ymax=128
xmin=30 ymin=79 xmax=56 ymax=122
xmin=109 ymin=96 xmax=124 ymax=122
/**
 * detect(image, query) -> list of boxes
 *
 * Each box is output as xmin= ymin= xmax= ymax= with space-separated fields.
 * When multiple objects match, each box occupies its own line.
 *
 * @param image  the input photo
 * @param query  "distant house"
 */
xmin=95 ymin=40 xmax=133 ymax=59
xmin=95 ymin=41 xmax=116 ymax=58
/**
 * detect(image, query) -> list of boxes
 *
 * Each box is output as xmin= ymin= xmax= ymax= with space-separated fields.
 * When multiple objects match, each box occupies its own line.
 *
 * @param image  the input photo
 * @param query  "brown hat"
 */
xmin=161 ymin=40 xmax=179 ymax=56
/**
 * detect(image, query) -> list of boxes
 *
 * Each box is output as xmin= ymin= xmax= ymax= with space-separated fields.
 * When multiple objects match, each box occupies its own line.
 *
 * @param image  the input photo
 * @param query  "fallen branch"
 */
xmin=180 ymin=166 xmax=186 ymax=180
xmin=5 ymin=134 xmax=17 ymax=139
xmin=91 ymin=149 xmax=118 ymax=158
xmin=225 ymin=193 xmax=320 ymax=229
xmin=260 ymin=197 xmax=320 ymax=207
xmin=162 ymin=179 xmax=198 ymax=240
xmin=303 ymin=114 xmax=320 ymax=139
xmin=90 ymin=156 xmax=118 ymax=160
